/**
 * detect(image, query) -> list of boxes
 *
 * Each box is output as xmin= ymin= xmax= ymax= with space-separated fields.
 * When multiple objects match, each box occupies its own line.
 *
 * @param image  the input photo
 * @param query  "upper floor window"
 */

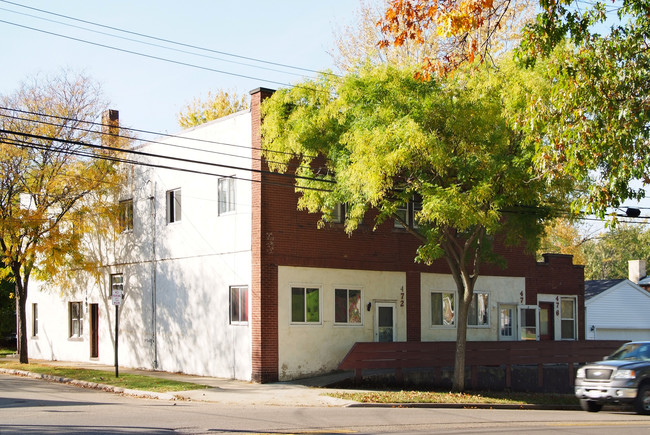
xmin=166 ymin=188 xmax=181 ymax=223
xmin=218 ymin=178 xmax=236 ymax=215
xmin=431 ymin=291 xmax=455 ymax=326
xmin=468 ymin=292 xmax=489 ymax=326
xmin=394 ymin=194 xmax=422 ymax=229
xmin=118 ymin=199 xmax=133 ymax=232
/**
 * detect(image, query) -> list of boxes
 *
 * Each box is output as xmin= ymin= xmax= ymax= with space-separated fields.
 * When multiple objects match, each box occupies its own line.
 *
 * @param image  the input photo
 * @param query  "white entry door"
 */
xmin=375 ymin=302 xmax=396 ymax=342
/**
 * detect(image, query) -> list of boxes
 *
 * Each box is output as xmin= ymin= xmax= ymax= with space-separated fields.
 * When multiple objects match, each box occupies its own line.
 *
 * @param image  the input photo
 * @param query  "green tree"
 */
xmin=582 ymin=224 xmax=650 ymax=280
xmin=177 ymin=89 xmax=249 ymax=128
xmin=261 ymin=61 xmax=564 ymax=391
xmin=0 ymin=70 xmax=126 ymax=363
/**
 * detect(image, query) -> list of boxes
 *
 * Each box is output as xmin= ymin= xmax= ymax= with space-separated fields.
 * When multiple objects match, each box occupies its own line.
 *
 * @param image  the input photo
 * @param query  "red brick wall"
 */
xmin=250 ymin=88 xmax=279 ymax=383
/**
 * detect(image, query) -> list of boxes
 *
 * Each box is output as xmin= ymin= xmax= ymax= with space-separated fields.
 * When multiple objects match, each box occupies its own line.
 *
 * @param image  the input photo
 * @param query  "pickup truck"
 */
xmin=575 ymin=341 xmax=650 ymax=414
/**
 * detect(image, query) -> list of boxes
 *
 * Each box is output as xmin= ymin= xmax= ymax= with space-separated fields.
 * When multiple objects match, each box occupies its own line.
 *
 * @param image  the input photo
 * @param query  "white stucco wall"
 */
xmin=420 ymin=273 xmax=525 ymax=342
xmin=586 ymin=280 xmax=650 ymax=341
xmin=277 ymin=266 xmax=406 ymax=381
xmin=27 ymin=110 xmax=254 ymax=380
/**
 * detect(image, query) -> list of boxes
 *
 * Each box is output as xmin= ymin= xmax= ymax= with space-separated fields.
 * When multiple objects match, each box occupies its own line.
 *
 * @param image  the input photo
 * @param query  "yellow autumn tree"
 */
xmin=0 ymin=70 xmax=128 ymax=363
xmin=177 ymin=89 xmax=249 ymax=128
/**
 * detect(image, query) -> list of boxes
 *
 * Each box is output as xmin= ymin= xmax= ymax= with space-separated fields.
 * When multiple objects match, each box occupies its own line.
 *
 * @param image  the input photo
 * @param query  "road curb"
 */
xmin=345 ymin=402 xmax=581 ymax=410
xmin=0 ymin=367 xmax=177 ymax=401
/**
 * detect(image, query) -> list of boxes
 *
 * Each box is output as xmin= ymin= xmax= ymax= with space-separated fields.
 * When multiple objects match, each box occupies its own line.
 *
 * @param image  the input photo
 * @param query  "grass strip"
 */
xmin=326 ymin=390 xmax=579 ymax=406
xmin=0 ymin=360 xmax=210 ymax=393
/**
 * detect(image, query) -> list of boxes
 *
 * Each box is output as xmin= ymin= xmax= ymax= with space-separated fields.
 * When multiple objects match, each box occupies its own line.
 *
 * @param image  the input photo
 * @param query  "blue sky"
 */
xmin=1 ymin=0 xmax=360 ymax=133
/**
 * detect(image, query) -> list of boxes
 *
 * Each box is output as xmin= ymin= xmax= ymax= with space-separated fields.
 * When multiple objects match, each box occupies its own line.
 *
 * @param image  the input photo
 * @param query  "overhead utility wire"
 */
xmin=0 ymin=0 xmax=336 ymax=77
xmin=0 ymin=107 xmax=321 ymax=160
xmin=0 ymin=129 xmax=335 ymax=188
xmin=3 ymin=136 xmax=334 ymax=194
xmin=0 ymin=20 xmax=297 ymax=88
xmin=0 ymin=6 xmax=312 ymax=79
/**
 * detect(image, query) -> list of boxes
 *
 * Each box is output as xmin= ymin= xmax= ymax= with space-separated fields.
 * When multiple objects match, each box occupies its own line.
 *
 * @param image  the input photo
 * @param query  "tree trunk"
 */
xmin=452 ymin=284 xmax=472 ymax=392
xmin=13 ymin=264 xmax=29 ymax=364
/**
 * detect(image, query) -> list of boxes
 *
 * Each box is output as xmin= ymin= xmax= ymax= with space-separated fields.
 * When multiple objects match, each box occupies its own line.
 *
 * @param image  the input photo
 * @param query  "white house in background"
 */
xmin=584 ymin=278 xmax=650 ymax=341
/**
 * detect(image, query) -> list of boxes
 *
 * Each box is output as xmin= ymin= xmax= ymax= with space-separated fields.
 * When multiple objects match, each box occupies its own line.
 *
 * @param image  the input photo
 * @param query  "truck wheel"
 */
xmin=580 ymin=399 xmax=602 ymax=412
xmin=635 ymin=384 xmax=650 ymax=415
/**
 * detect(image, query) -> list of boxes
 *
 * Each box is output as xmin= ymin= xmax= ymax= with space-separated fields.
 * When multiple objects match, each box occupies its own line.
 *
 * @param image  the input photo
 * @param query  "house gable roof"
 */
xmin=584 ymin=279 xmax=626 ymax=300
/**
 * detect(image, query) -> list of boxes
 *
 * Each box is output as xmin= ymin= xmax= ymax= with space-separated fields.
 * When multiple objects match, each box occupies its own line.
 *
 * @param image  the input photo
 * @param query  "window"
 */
xmin=230 ymin=286 xmax=249 ymax=324
xmin=291 ymin=287 xmax=320 ymax=323
xmin=110 ymin=273 xmax=123 ymax=299
xmin=69 ymin=302 xmax=83 ymax=338
xmin=32 ymin=303 xmax=38 ymax=337
xmin=560 ymin=297 xmax=576 ymax=340
xmin=394 ymin=194 xmax=422 ymax=229
xmin=166 ymin=189 xmax=181 ymax=223
xmin=468 ymin=292 xmax=489 ymax=326
xmin=218 ymin=178 xmax=236 ymax=215
xmin=431 ymin=292 xmax=455 ymax=326
xmin=335 ymin=288 xmax=361 ymax=324
xmin=331 ymin=203 xmax=346 ymax=224
xmin=118 ymin=199 xmax=133 ymax=232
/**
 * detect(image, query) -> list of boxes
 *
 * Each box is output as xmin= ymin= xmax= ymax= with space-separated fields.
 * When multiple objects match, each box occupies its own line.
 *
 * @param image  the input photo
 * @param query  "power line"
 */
xmin=0 ymin=106 xmax=321 ymax=160
xmin=0 ymin=0 xmax=334 ymax=77
xmin=0 ymin=19 xmax=298 ymax=89
xmin=0 ymin=6 xmax=313 ymax=79
xmin=0 ymin=129 xmax=335 ymax=191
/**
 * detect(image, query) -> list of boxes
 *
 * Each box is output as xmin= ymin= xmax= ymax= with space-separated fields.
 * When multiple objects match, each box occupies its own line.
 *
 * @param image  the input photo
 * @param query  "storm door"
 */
xmin=374 ymin=303 xmax=396 ymax=342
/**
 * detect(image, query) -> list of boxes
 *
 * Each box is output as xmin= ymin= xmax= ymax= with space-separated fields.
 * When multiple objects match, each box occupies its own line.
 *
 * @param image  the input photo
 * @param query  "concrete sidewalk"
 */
xmin=0 ymin=358 xmax=359 ymax=407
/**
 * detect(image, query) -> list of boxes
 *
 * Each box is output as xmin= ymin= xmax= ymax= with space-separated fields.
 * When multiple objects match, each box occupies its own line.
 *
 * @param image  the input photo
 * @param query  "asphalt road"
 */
xmin=1 ymin=374 xmax=650 ymax=434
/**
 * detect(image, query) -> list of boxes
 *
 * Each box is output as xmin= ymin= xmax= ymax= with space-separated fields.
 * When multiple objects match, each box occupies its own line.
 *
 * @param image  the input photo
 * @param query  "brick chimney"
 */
xmin=102 ymin=109 xmax=119 ymax=149
xmin=629 ymin=260 xmax=646 ymax=283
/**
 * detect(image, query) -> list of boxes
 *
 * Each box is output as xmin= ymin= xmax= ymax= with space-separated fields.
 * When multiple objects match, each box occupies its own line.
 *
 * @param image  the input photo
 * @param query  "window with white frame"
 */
xmin=166 ymin=188 xmax=181 ymax=223
xmin=118 ymin=198 xmax=133 ymax=232
xmin=230 ymin=286 xmax=249 ymax=324
xmin=291 ymin=286 xmax=320 ymax=323
xmin=110 ymin=273 xmax=123 ymax=299
xmin=69 ymin=302 xmax=83 ymax=338
xmin=560 ymin=297 xmax=576 ymax=339
xmin=468 ymin=292 xmax=489 ymax=326
xmin=394 ymin=194 xmax=422 ymax=229
xmin=431 ymin=291 xmax=455 ymax=326
xmin=32 ymin=303 xmax=38 ymax=337
xmin=334 ymin=288 xmax=361 ymax=324
xmin=218 ymin=178 xmax=236 ymax=215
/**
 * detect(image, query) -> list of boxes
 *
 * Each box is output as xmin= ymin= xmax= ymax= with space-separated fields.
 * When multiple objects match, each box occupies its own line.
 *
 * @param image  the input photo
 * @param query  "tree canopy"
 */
xmin=0 ymin=70 xmax=126 ymax=363
xmin=262 ymin=60 xmax=564 ymax=390
xmin=177 ymin=89 xmax=249 ymax=128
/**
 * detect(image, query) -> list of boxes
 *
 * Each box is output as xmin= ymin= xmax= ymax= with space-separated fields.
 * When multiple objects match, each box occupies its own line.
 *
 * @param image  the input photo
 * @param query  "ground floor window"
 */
xmin=334 ymin=288 xmax=361 ymax=324
xmin=291 ymin=287 xmax=320 ymax=323
xmin=69 ymin=302 xmax=83 ymax=338
xmin=32 ymin=303 xmax=38 ymax=337
xmin=230 ymin=286 xmax=249 ymax=324
xmin=468 ymin=292 xmax=489 ymax=326
xmin=560 ymin=297 xmax=576 ymax=340
xmin=431 ymin=291 xmax=455 ymax=326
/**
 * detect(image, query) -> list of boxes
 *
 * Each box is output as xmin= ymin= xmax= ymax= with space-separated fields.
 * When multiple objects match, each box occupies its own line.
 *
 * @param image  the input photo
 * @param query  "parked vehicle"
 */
xmin=575 ymin=341 xmax=650 ymax=414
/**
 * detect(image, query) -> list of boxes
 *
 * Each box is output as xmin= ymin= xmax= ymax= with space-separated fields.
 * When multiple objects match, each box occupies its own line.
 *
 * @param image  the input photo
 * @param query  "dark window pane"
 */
xmin=291 ymin=288 xmax=305 ymax=323
xmin=335 ymin=289 xmax=347 ymax=323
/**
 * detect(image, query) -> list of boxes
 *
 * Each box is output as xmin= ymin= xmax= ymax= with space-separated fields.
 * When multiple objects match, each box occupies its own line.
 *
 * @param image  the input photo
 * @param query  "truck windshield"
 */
xmin=609 ymin=343 xmax=650 ymax=361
